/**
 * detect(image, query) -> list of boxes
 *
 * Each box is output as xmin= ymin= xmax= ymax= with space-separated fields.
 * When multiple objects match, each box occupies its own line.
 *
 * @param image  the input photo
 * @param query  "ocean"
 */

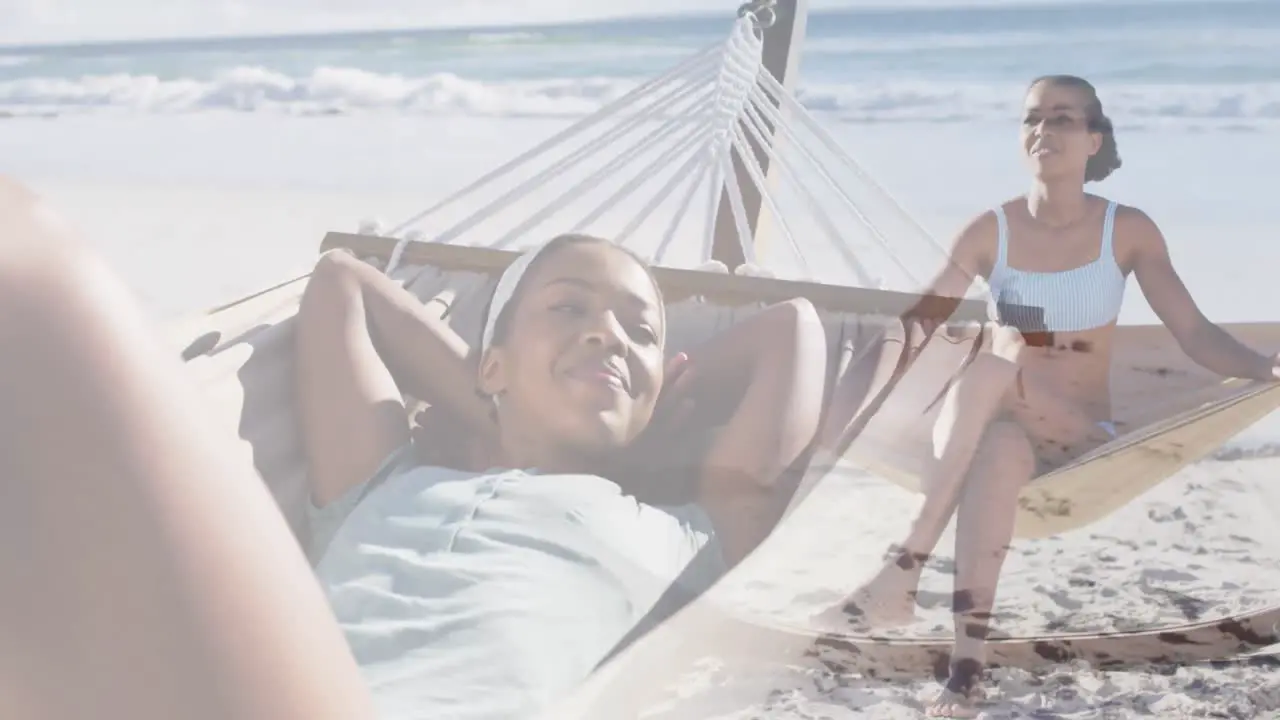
xmin=2 ymin=0 xmax=1278 ymax=129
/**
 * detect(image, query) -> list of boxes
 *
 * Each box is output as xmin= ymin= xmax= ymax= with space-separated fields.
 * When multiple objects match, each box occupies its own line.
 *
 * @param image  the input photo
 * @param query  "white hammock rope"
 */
xmin=651 ymin=147 xmax=714 ymax=265
xmin=385 ymin=41 xmax=723 ymax=238
xmin=740 ymin=87 xmax=905 ymax=286
xmin=728 ymin=119 xmax=809 ymax=277
xmin=718 ymin=140 xmax=762 ymax=268
xmin=568 ymin=128 xmax=704 ymax=240
xmin=381 ymin=45 xmax=724 ymax=272
xmin=609 ymin=137 xmax=714 ymax=252
xmin=748 ymin=71 xmax=926 ymax=280
xmin=750 ymin=81 xmax=917 ymax=285
xmin=752 ymin=67 xmax=980 ymax=291
xmin=738 ymin=99 xmax=877 ymax=287
xmin=425 ymin=69 xmax=720 ymax=249
xmin=378 ymin=11 xmax=963 ymax=298
xmin=475 ymin=15 xmax=760 ymax=255
xmin=491 ymin=120 xmax=713 ymax=251
xmin=756 ymin=67 xmax=938 ymax=247
xmin=700 ymin=149 xmax=725 ymax=269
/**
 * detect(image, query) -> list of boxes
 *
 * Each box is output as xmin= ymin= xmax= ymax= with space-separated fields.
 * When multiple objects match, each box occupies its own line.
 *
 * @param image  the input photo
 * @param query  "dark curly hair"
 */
xmin=1029 ymin=75 xmax=1122 ymax=183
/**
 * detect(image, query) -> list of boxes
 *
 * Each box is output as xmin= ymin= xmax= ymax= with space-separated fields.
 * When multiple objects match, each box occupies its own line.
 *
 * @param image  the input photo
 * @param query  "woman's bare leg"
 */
xmin=928 ymin=377 xmax=1110 ymax=717
xmin=925 ymin=420 xmax=1036 ymax=718
xmin=0 ymin=180 xmax=374 ymax=720
xmin=828 ymin=344 xmax=1022 ymax=628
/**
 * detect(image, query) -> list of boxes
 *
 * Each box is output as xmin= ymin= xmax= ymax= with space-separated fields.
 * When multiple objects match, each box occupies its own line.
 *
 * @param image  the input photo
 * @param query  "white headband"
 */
xmin=480 ymin=241 xmax=554 ymax=354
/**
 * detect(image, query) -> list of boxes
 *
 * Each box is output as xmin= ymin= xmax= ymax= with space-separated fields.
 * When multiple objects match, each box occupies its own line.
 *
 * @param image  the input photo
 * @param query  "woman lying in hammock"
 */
xmin=0 ymin=176 xmax=833 ymax=720
xmin=824 ymin=74 xmax=1280 ymax=717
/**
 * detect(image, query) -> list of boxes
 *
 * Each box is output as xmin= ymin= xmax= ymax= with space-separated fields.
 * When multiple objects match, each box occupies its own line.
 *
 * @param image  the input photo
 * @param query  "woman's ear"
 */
xmin=476 ymin=347 xmax=507 ymax=398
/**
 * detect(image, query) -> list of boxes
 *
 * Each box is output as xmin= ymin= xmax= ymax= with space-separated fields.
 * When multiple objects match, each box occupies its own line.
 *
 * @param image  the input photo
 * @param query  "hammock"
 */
xmin=827 ymin=319 xmax=1280 ymax=539
xmin=171 ymin=249 xmax=1280 ymax=717
xmin=168 ymin=0 xmax=1280 ymax=710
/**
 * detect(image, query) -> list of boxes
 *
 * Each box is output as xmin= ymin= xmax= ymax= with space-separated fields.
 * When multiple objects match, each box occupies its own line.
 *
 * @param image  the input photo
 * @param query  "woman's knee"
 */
xmin=310 ymin=249 xmax=362 ymax=288
xmin=0 ymin=183 xmax=155 ymax=353
xmin=982 ymin=322 xmax=1025 ymax=362
xmin=0 ymin=236 xmax=132 ymax=351
xmin=966 ymin=351 xmax=1020 ymax=388
xmin=976 ymin=420 xmax=1036 ymax=481
xmin=301 ymin=250 xmax=362 ymax=315
xmin=939 ymin=353 xmax=1020 ymax=424
xmin=0 ymin=183 xmax=88 ymax=308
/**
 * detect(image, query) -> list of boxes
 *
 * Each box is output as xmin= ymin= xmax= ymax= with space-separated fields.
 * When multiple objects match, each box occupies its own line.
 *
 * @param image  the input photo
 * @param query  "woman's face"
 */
xmin=1020 ymin=81 xmax=1102 ymax=182
xmin=478 ymin=241 xmax=666 ymax=461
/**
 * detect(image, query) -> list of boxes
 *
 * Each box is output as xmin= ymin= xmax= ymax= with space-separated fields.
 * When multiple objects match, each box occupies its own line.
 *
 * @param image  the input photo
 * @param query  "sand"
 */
xmin=679 ymin=459 xmax=1280 ymax=718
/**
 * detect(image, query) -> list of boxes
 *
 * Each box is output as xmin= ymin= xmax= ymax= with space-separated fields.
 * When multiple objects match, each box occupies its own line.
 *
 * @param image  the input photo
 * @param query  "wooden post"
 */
xmin=709 ymin=0 xmax=809 ymax=270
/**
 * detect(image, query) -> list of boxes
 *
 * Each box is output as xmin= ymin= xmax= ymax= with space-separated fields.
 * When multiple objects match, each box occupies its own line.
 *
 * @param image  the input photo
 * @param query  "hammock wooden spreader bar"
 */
xmin=321 ymin=231 xmax=991 ymax=319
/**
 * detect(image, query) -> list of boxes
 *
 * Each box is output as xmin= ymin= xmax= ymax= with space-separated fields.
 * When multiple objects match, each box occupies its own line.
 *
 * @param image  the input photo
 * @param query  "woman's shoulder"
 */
xmin=961 ymin=196 xmax=1035 ymax=234
xmin=1105 ymin=200 xmax=1164 ymax=245
xmin=1108 ymin=199 xmax=1157 ymax=224
xmin=1081 ymin=193 xmax=1150 ymax=222
xmin=949 ymin=205 xmax=1007 ymax=256
xmin=1080 ymin=198 xmax=1166 ymax=270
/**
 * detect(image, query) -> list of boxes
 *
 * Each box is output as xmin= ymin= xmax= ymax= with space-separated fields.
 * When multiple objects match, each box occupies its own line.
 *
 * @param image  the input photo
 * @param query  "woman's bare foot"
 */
xmin=925 ymin=656 xmax=986 ymax=718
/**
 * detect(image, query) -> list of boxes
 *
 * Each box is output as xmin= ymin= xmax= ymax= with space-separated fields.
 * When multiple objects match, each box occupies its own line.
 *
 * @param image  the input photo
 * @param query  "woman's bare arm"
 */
xmin=902 ymin=211 xmax=995 ymax=329
xmin=1128 ymin=209 xmax=1277 ymax=381
xmin=321 ymin=250 xmax=496 ymax=432
xmin=687 ymin=298 xmax=830 ymax=564
xmin=298 ymin=251 xmax=499 ymax=506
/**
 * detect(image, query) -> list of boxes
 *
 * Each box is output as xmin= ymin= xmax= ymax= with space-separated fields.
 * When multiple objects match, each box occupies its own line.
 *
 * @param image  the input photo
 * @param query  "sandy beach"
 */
xmin=690 ymin=458 xmax=1280 ymax=718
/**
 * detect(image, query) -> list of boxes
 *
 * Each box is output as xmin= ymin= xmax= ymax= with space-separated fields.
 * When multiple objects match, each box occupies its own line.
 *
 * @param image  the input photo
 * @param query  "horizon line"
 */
xmin=0 ymin=0 xmax=1204 ymax=54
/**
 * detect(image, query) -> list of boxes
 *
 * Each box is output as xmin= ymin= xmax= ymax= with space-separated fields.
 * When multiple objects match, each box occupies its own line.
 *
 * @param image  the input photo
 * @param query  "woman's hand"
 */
xmin=411 ymin=404 xmax=500 ymax=471
xmin=611 ymin=353 xmax=708 ymax=503
xmin=650 ymin=352 xmax=698 ymax=430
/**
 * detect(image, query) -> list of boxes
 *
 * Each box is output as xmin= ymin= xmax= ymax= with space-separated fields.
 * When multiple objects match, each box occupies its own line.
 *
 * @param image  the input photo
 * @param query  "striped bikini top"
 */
xmin=986 ymin=200 xmax=1127 ymax=333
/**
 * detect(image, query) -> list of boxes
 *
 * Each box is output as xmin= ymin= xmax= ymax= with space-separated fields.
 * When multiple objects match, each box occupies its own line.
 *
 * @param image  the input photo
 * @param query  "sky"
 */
xmin=0 ymin=0 xmax=1131 ymax=46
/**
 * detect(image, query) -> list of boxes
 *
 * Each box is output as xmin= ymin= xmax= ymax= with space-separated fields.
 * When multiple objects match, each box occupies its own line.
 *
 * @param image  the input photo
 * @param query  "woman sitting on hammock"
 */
xmin=827 ymin=74 xmax=1280 ymax=717
xmin=0 ymin=178 xmax=834 ymax=720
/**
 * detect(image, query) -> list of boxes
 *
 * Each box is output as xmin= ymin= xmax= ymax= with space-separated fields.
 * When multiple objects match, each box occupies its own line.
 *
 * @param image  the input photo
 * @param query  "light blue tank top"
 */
xmin=987 ymin=200 xmax=1127 ymax=333
xmin=308 ymin=447 xmax=725 ymax=720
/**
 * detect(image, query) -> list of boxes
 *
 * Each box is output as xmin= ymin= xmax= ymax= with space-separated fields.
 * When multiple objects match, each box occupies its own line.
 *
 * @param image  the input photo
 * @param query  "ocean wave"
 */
xmin=0 ymin=66 xmax=634 ymax=118
xmin=2 ymin=67 xmax=1279 ymax=126
xmin=798 ymin=81 xmax=1280 ymax=124
xmin=464 ymin=31 xmax=547 ymax=45
xmin=802 ymin=26 xmax=1280 ymax=55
